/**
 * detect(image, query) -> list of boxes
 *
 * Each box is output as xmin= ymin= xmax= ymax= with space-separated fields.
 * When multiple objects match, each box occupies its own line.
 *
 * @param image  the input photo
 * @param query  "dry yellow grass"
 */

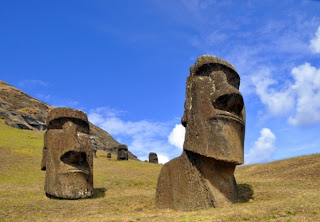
xmin=0 ymin=119 xmax=319 ymax=221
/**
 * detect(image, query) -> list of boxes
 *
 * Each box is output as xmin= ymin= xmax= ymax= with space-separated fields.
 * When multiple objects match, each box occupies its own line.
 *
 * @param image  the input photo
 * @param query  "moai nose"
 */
xmin=63 ymin=121 xmax=81 ymax=151
xmin=60 ymin=151 xmax=87 ymax=165
xmin=212 ymin=93 xmax=244 ymax=116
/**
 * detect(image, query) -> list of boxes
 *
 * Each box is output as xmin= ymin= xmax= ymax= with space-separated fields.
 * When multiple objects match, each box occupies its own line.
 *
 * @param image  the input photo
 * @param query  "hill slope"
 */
xmin=0 ymin=80 xmax=137 ymax=160
xmin=0 ymin=119 xmax=319 ymax=221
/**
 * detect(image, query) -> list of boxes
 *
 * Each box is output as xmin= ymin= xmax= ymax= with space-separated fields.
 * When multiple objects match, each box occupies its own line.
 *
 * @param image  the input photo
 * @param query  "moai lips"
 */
xmin=156 ymin=55 xmax=246 ymax=211
xmin=41 ymin=108 xmax=93 ymax=199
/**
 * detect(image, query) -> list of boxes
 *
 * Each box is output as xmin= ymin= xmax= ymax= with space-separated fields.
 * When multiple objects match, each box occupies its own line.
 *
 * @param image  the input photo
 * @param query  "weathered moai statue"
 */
xmin=41 ymin=108 xmax=94 ymax=199
xmin=149 ymin=152 xmax=159 ymax=164
xmin=107 ymin=152 xmax=112 ymax=158
xmin=117 ymin=144 xmax=128 ymax=160
xmin=155 ymin=55 xmax=245 ymax=211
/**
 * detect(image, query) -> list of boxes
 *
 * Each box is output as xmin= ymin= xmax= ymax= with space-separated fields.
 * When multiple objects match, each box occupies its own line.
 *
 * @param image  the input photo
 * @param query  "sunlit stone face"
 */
xmin=182 ymin=56 xmax=245 ymax=164
xmin=149 ymin=152 xmax=158 ymax=163
xmin=41 ymin=108 xmax=93 ymax=199
xmin=117 ymin=144 xmax=128 ymax=160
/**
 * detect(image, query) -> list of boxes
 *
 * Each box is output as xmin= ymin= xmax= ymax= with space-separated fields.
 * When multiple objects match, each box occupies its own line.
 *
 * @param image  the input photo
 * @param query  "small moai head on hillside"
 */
xmin=149 ymin=152 xmax=158 ymax=163
xmin=107 ymin=153 xmax=112 ymax=158
xmin=41 ymin=108 xmax=93 ymax=199
xmin=117 ymin=144 xmax=128 ymax=160
xmin=181 ymin=55 xmax=246 ymax=164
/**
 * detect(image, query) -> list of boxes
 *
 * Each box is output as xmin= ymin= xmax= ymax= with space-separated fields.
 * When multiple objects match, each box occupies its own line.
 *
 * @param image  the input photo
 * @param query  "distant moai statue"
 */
xmin=155 ymin=55 xmax=245 ymax=211
xmin=117 ymin=144 xmax=128 ymax=160
xmin=149 ymin=152 xmax=158 ymax=164
xmin=41 ymin=108 xmax=93 ymax=199
xmin=107 ymin=153 xmax=112 ymax=158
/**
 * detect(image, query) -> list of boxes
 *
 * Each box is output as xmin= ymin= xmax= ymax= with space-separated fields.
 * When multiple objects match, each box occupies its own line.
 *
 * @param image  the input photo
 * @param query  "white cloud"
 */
xmin=310 ymin=26 xmax=320 ymax=53
xmin=245 ymin=128 xmax=276 ymax=164
xmin=88 ymin=108 xmax=182 ymax=162
xmin=252 ymin=70 xmax=295 ymax=116
xmin=157 ymin=154 xmax=170 ymax=164
xmin=288 ymin=63 xmax=320 ymax=126
xmin=168 ymin=124 xmax=185 ymax=150
xmin=252 ymin=62 xmax=320 ymax=126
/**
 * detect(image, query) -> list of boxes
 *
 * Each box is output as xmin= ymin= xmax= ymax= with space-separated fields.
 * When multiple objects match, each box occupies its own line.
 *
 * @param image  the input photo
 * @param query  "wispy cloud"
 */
xmin=88 ymin=107 xmax=182 ymax=163
xmin=251 ymin=25 xmax=320 ymax=126
xmin=18 ymin=79 xmax=48 ymax=88
xmin=245 ymin=128 xmax=276 ymax=164
xmin=310 ymin=25 xmax=320 ymax=53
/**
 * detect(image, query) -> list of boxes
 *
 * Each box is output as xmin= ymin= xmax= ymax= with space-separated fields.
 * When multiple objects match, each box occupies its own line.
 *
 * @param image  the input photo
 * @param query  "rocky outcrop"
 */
xmin=0 ymin=80 xmax=138 ymax=160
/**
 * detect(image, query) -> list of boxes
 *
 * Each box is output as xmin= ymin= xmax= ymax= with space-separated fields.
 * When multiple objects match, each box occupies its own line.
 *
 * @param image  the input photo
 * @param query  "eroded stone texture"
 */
xmin=41 ymin=108 xmax=93 ymax=199
xmin=117 ymin=144 xmax=128 ymax=160
xmin=155 ymin=55 xmax=245 ymax=211
xmin=107 ymin=153 xmax=112 ymax=158
xmin=149 ymin=152 xmax=158 ymax=163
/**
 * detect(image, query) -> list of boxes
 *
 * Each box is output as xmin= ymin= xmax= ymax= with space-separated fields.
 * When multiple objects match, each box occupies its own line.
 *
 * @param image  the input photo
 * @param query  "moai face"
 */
xmin=117 ymin=144 xmax=128 ymax=160
xmin=181 ymin=55 xmax=245 ymax=164
xmin=41 ymin=108 xmax=93 ymax=199
xmin=149 ymin=152 xmax=158 ymax=163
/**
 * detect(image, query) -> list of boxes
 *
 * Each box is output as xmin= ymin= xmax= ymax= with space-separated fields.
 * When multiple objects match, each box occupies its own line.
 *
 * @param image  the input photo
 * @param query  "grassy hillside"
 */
xmin=0 ymin=118 xmax=319 ymax=221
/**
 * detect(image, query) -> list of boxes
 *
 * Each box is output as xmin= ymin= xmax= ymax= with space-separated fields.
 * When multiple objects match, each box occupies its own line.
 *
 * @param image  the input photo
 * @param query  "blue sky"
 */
xmin=1 ymin=0 xmax=320 ymax=164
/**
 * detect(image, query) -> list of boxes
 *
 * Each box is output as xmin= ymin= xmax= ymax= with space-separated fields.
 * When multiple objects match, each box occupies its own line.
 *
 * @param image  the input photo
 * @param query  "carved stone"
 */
xmin=155 ymin=55 xmax=245 ymax=211
xmin=149 ymin=152 xmax=158 ymax=163
xmin=117 ymin=144 xmax=128 ymax=160
xmin=107 ymin=153 xmax=111 ymax=158
xmin=41 ymin=108 xmax=93 ymax=199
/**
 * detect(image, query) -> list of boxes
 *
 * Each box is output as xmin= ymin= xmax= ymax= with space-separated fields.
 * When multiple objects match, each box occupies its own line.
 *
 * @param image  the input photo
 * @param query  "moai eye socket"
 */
xmin=194 ymin=63 xmax=240 ymax=89
xmin=48 ymin=118 xmax=89 ymax=134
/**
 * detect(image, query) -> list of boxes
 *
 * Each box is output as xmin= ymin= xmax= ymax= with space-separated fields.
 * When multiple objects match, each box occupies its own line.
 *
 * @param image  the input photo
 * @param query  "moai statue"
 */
xmin=149 ymin=152 xmax=158 ymax=164
xmin=117 ymin=144 xmax=128 ymax=160
xmin=41 ymin=108 xmax=94 ymax=199
xmin=107 ymin=153 xmax=112 ymax=158
xmin=155 ymin=55 xmax=245 ymax=211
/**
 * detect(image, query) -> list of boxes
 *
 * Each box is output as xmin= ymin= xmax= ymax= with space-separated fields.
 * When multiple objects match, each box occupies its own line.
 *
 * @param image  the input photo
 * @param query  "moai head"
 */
xmin=41 ymin=108 xmax=93 ymax=199
xmin=149 ymin=152 xmax=158 ymax=163
xmin=181 ymin=55 xmax=245 ymax=164
xmin=117 ymin=144 xmax=128 ymax=160
xmin=107 ymin=153 xmax=112 ymax=158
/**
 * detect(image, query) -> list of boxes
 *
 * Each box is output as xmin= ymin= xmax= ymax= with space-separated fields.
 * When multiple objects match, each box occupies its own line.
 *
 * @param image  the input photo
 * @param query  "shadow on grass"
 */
xmin=238 ymin=183 xmax=254 ymax=203
xmin=92 ymin=187 xmax=107 ymax=199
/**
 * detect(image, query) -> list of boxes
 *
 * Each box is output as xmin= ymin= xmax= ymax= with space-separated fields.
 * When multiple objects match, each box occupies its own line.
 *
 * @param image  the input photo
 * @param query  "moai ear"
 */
xmin=41 ymin=146 xmax=47 ymax=171
xmin=181 ymin=76 xmax=192 ymax=127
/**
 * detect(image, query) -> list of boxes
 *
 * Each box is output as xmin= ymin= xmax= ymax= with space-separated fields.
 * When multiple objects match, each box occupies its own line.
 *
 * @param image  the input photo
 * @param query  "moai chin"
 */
xmin=41 ymin=108 xmax=93 ymax=199
xmin=149 ymin=152 xmax=158 ymax=164
xmin=117 ymin=144 xmax=128 ymax=160
xmin=155 ymin=55 xmax=245 ymax=211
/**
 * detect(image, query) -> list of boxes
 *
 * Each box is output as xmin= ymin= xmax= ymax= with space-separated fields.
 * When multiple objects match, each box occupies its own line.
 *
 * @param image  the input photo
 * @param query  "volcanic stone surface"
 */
xmin=41 ymin=108 xmax=94 ymax=199
xmin=155 ymin=55 xmax=246 ymax=211
xmin=117 ymin=144 xmax=128 ymax=160
xmin=149 ymin=152 xmax=158 ymax=163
